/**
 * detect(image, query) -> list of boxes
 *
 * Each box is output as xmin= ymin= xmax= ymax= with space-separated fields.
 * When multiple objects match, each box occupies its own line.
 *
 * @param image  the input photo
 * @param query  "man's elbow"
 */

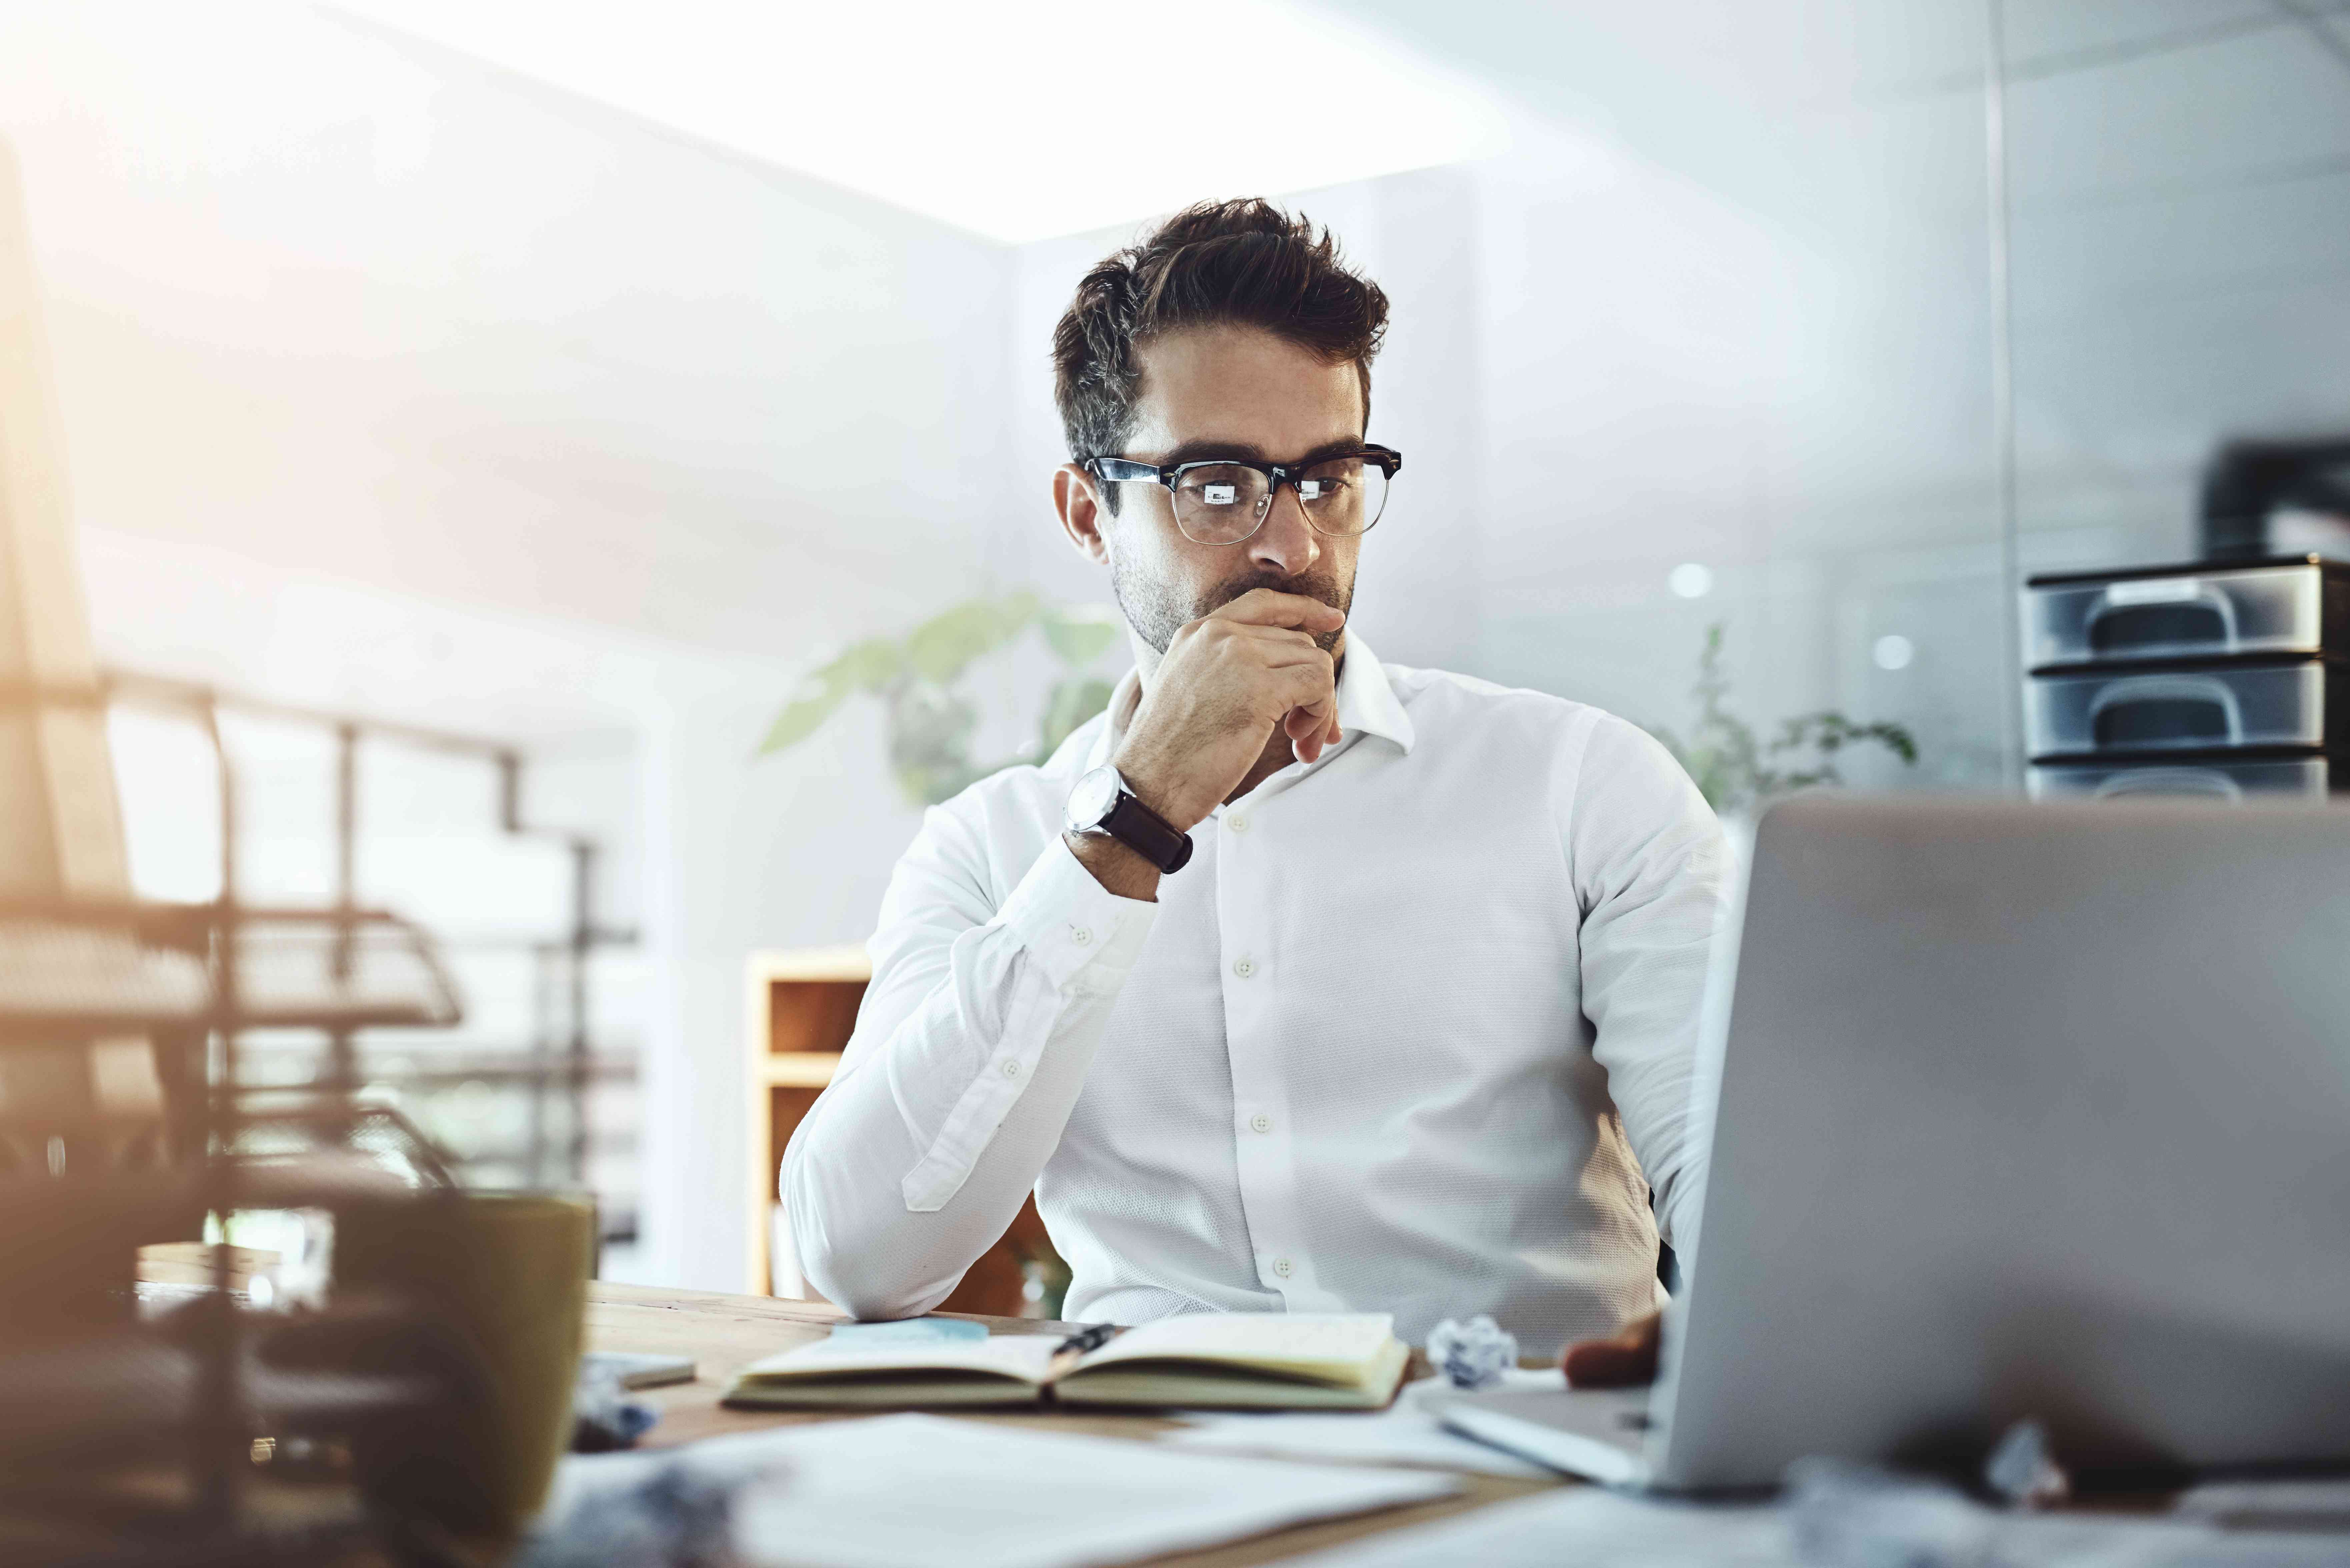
xmin=781 ymin=1155 xmax=950 ymax=1322
xmin=807 ymin=1260 xmax=945 ymax=1324
xmin=801 ymin=1238 xmax=954 ymax=1322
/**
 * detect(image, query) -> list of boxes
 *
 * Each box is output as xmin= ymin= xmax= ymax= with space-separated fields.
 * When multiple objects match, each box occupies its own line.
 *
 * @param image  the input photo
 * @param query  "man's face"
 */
xmin=1094 ymin=325 xmax=1365 ymax=658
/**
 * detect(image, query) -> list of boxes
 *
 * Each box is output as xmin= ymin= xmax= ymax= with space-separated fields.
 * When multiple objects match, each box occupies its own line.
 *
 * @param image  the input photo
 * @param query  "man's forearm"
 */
xmin=782 ymin=836 xmax=1153 ymax=1318
xmin=784 ymin=981 xmax=1113 ymax=1318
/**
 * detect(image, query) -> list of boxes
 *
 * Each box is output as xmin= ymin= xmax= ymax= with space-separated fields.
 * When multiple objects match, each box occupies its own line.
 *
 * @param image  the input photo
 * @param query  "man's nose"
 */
xmin=1248 ymin=482 xmax=1321 ymax=578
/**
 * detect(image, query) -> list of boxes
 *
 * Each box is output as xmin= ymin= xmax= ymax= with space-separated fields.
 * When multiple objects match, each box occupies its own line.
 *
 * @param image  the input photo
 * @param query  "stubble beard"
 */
xmin=1111 ymin=549 xmax=1353 ymax=659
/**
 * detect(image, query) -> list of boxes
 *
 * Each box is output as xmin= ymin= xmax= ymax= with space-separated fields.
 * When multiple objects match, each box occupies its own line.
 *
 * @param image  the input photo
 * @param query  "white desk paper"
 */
xmin=1284 ymin=1488 xmax=1792 ymax=1568
xmin=1161 ymin=1363 xmax=1570 ymax=1476
xmin=725 ymin=1414 xmax=1461 ymax=1568
xmin=1165 ymin=1411 xmax=1553 ymax=1478
xmin=1283 ymin=1475 xmax=2350 ymax=1568
xmin=1162 ymin=1366 xmax=1559 ymax=1478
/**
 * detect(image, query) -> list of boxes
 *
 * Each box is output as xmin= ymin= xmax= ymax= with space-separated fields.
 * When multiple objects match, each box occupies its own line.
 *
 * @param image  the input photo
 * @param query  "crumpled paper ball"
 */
xmin=1982 ymin=1419 xmax=2070 ymax=1508
xmin=570 ymin=1360 xmax=660 ymax=1453
xmin=1426 ymin=1313 xmax=1518 ymax=1389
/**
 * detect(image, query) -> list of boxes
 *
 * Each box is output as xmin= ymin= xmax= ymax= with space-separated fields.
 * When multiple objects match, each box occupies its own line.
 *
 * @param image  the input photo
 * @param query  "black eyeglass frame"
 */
xmin=1085 ymin=444 xmax=1404 ymax=542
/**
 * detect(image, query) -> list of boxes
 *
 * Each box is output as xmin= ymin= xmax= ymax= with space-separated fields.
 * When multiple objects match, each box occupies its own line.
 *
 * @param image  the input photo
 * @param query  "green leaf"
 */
xmin=1039 ymin=604 xmax=1122 ymax=669
xmin=757 ymin=635 xmax=906 ymax=756
xmin=1038 ymin=676 xmax=1115 ymax=758
xmin=756 ymin=688 xmax=850 ymax=754
xmin=1870 ymin=721 xmax=1921 ymax=765
xmin=824 ymin=636 xmax=907 ymax=695
xmin=905 ymin=594 xmax=1039 ymax=683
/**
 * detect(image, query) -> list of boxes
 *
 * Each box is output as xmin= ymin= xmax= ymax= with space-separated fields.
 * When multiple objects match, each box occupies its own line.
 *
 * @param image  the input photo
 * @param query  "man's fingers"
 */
xmin=1285 ymin=705 xmax=1325 ymax=765
xmin=1204 ymin=587 xmax=1347 ymax=635
xmin=1220 ymin=621 xmax=1329 ymax=660
xmin=1273 ymin=662 xmax=1337 ymax=719
xmin=1561 ymin=1311 xmax=1662 ymax=1390
xmin=1280 ymin=670 xmax=1341 ymax=763
xmin=1561 ymin=1339 xmax=1647 ymax=1388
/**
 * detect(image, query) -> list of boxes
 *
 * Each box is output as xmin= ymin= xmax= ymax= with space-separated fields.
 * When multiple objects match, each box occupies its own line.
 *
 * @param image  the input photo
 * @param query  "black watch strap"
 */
xmin=1101 ymin=789 xmax=1194 ymax=874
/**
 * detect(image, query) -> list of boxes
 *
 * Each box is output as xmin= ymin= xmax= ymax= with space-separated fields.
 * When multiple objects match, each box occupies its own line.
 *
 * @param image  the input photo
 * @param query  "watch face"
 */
xmin=1066 ymin=766 xmax=1122 ymax=833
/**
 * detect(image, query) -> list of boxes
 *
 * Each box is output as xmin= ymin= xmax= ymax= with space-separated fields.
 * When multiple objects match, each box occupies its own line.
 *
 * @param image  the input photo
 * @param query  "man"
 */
xmin=783 ymin=200 xmax=1723 ymax=1378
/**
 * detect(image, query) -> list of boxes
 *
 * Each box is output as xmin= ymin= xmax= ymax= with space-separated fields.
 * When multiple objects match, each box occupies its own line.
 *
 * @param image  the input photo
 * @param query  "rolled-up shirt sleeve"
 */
xmin=1562 ymin=714 xmax=1731 ymax=1253
xmin=782 ymin=801 xmax=1154 ymax=1320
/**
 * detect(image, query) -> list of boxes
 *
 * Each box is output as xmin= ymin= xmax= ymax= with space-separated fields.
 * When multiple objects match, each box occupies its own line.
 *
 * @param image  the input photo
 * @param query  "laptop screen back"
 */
xmin=1652 ymin=794 xmax=2350 ymax=1490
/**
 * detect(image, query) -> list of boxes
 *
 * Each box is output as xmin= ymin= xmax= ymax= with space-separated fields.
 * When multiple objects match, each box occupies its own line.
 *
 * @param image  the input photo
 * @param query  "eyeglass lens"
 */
xmin=1170 ymin=458 xmax=1390 ymax=545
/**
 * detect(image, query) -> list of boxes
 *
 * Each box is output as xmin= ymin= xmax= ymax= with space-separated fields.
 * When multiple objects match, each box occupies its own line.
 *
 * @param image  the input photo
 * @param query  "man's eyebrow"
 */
xmin=1158 ymin=437 xmax=1365 ymax=467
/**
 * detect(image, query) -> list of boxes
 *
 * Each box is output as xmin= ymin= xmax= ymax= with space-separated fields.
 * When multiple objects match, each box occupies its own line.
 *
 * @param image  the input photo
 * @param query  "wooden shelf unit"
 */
xmin=745 ymin=947 xmax=1053 ymax=1315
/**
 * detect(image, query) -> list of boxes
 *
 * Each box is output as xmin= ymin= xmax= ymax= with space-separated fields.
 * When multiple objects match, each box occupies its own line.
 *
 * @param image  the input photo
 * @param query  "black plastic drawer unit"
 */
xmin=2025 ymin=657 xmax=2348 ymax=757
xmin=2027 ymin=753 xmax=2336 ymax=803
xmin=2023 ymin=557 xmax=2350 ymax=670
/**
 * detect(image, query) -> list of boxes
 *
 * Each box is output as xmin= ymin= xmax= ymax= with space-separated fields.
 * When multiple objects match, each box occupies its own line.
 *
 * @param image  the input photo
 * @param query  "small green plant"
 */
xmin=759 ymin=593 xmax=1124 ymax=807
xmin=1649 ymin=624 xmax=1918 ymax=814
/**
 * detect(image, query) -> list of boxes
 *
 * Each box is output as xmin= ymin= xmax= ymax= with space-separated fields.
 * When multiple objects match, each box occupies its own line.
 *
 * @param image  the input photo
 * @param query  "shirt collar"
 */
xmin=1085 ymin=630 xmax=1416 ymax=770
xmin=1332 ymin=632 xmax=1416 ymax=755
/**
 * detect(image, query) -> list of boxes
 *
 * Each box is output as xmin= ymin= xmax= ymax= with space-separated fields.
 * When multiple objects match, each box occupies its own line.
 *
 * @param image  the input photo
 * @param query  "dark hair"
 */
xmin=1051 ymin=198 xmax=1389 ymax=509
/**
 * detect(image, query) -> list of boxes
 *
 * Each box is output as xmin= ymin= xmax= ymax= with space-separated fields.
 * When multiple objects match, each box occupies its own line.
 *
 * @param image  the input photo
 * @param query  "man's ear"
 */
xmin=1054 ymin=463 xmax=1112 ymax=566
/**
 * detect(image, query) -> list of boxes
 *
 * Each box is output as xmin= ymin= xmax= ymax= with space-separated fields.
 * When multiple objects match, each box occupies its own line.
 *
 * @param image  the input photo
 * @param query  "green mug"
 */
xmin=334 ymin=1190 xmax=596 ymax=1536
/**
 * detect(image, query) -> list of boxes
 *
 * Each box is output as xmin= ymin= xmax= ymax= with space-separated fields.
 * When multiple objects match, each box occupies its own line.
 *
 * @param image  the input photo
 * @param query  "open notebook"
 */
xmin=723 ymin=1312 xmax=1410 ymax=1411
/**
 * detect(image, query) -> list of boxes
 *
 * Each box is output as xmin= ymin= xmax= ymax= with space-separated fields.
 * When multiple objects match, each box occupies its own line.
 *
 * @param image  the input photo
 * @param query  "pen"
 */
xmin=1054 ymin=1323 xmax=1118 ymax=1356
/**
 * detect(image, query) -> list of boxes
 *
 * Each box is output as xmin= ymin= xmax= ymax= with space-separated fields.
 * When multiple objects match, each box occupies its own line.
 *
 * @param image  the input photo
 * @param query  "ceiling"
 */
xmin=319 ymin=0 xmax=1512 ymax=244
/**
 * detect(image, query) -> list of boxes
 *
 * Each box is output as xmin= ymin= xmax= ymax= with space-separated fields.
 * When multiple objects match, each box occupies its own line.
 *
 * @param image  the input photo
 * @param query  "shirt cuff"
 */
xmin=995 ymin=834 xmax=1157 ymax=993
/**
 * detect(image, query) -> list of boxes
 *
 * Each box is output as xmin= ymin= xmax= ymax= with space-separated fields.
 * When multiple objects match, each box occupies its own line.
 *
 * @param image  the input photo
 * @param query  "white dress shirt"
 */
xmin=782 ymin=635 xmax=1728 ymax=1354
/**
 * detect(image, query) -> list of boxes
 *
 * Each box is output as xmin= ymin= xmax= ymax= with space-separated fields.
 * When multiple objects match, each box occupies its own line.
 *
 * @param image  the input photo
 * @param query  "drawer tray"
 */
xmin=2024 ymin=558 xmax=2350 ymax=671
xmin=2025 ymin=659 xmax=2347 ymax=758
xmin=2028 ymin=752 xmax=2338 ymax=803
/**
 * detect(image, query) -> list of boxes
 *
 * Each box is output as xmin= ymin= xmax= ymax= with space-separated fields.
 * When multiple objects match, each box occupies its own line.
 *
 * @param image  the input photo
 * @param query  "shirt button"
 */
xmin=1233 ymin=957 xmax=1256 ymax=979
xmin=1273 ymin=1257 xmax=1293 ymax=1278
xmin=1227 ymin=813 xmax=1250 ymax=833
xmin=1071 ymin=926 xmax=1092 ymax=946
xmin=1001 ymin=1059 xmax=1021 ymax=1079
xmin=1249 ymin=1113 xmax=1272 ymax=1134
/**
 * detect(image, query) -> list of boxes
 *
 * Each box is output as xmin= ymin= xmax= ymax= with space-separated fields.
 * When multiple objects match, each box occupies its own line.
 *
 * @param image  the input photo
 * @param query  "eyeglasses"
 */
xmin=1086 ymin=445 xmax=1402 ymax=545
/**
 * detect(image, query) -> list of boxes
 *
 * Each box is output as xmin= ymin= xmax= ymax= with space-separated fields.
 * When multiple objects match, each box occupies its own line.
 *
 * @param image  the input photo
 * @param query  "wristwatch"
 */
xmin=1065 ymin=765 xmax=1194 ymax=874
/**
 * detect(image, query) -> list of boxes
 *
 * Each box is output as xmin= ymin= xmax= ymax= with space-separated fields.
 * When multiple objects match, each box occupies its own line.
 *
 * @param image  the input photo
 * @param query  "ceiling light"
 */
xmin=324 ymin=0 xmax=1511 ymax=244
xmin=1668 ymin=563 xmax=1713 ymax=599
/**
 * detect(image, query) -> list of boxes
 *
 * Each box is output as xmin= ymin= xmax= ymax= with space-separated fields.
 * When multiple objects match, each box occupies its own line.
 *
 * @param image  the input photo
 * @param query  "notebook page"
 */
xmin=735 ymin=1333 xmax=1063 ymax=1384
xmin=1075 ymin=1312 xmax=1396 ymax=1375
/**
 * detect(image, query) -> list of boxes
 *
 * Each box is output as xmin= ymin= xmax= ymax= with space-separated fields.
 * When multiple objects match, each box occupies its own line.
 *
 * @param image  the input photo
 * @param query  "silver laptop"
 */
xmin=1442 ymin=793 xmax=2350 ymax=1491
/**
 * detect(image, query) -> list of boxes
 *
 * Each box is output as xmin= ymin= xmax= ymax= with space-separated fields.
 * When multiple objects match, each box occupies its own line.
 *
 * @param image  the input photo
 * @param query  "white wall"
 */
xmin=1 ymin=0 xmax=1023 ymax=1289
xmin=4 ymin=2 xmax=1021 ymax=658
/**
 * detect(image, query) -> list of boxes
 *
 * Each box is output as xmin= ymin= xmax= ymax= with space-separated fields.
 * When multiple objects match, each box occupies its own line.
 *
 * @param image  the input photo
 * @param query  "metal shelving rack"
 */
xmin=0 ymin=677 xmax=483 ymax=1565
xmin=104 ymin=669 xmax=643 ymax=1232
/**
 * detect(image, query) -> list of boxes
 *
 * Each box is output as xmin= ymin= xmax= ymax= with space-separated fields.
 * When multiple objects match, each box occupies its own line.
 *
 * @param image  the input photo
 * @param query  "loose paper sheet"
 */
xmin=1165 ymin=1369 xmax=1562 ymax=1478
xmin=725 ymin=1413 xmax=1459 ymax=1568
xmin=1280 ymin=1477 xmax=2350 ymax=1568
xmin=1280 ymin=1489 xmax=1793 ymax=1568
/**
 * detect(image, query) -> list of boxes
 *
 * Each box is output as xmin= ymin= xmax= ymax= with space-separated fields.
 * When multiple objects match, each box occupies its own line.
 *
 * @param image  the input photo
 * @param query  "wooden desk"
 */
xmin=586 ymin=1281 xmax=1568 ymax=1567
